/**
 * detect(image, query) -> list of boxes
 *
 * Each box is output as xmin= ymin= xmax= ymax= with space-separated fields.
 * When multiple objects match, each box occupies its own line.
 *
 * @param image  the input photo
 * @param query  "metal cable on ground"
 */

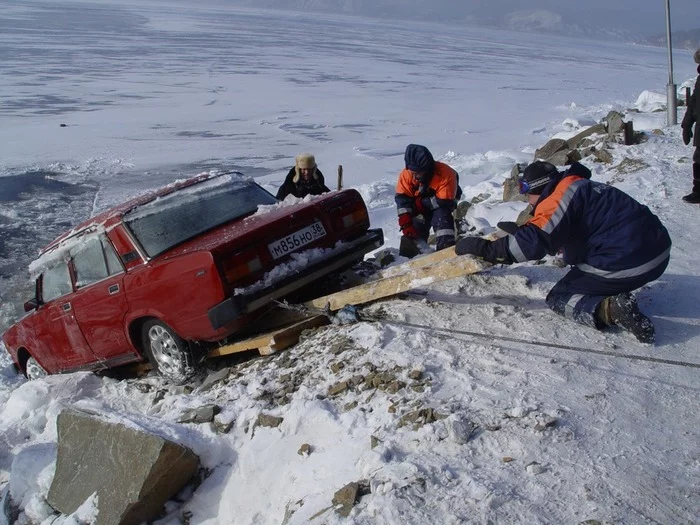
xmin=360 ymin=314 xmax=700 ymax=370
xmin=273 ymin=300 xmax=700 ymax=369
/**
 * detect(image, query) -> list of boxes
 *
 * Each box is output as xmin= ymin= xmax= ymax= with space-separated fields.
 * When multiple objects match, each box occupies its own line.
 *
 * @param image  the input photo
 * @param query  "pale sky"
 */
xmin=197 ymin=0 xmax=700 ymax=38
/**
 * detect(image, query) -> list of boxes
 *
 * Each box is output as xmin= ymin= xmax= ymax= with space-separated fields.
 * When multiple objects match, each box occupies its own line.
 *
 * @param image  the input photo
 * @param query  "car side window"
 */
xmin=42 ymin=262 xmax=72 ymax=302
xmin=73 ymin=236 xmax=123 ymax=288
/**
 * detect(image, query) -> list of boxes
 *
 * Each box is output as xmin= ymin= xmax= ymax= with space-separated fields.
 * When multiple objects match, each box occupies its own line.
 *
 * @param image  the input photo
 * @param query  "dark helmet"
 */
xmin=519 ymin=161 xmax=559 ymax=195
xmin=404 ymin=144 xmax=435 ymax=183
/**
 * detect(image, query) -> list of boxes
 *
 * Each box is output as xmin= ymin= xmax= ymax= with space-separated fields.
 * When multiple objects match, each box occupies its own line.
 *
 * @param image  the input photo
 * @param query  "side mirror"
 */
xmin=23 ymin=298 xmax=39 ymax=312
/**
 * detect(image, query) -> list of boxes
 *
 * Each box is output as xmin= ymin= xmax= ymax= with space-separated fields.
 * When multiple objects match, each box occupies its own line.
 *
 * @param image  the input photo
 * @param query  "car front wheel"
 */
xmin=25 ymin=356 xmax=48 ymax=380
xmin=142 ymin=320 xmax=200 ymax=383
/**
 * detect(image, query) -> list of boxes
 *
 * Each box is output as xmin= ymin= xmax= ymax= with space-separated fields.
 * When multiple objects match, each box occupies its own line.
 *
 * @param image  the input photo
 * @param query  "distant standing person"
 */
xmin=455 ymin=161 xmax=671 ymax=343
xmin=395 ymin=144 xmax=460 ymax=256
xmin=276 ymin=153 xmax=330 ymax=200
xmin=680 ymin=48 xmax=700 ymax=203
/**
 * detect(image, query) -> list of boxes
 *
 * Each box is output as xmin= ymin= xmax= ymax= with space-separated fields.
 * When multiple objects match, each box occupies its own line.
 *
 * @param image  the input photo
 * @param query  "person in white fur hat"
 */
xmin=276 ymin=153 xmax=330 ymax=200
xmin=680 ymin=48 xmax=700 ymax=203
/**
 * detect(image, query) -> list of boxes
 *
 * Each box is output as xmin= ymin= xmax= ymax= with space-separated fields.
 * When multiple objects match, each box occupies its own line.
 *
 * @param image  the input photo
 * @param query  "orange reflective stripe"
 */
xmin=527 ymin=176 xmax=583 ymax=229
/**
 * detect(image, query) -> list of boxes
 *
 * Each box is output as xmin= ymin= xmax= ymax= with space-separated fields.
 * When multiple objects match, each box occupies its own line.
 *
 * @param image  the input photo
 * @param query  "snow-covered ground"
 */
xmin=1 ymin=2 xmax=699 ymax=524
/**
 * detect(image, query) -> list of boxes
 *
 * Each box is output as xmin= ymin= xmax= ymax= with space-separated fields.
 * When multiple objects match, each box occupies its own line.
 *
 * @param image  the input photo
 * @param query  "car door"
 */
xmin=70 ymin=235 xmax=132 ymax=362
xmin=32 ymin=260 xmax=95 ymax=371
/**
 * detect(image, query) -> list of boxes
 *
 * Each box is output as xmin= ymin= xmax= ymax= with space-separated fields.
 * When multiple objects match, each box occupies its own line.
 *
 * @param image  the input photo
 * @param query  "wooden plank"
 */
xmin=305 ymin=255 xmax=489 ymax=312
xmin=375 ymin=231 xmax=506 ymax=280
xmin=207 ymin=315 xmax=329 ymax=358
xmin=376 ymin=246 xmax=458 ymax=279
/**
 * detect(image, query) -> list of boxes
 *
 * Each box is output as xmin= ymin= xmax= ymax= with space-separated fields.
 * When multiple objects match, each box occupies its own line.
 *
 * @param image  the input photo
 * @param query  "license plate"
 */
xmin=268 ymin=221 xmax=327 ymax=260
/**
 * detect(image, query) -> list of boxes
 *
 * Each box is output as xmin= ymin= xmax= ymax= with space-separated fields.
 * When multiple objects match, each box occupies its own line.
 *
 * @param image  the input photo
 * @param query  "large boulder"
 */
xmin=534 ymin=138 xmax=567 ymax=162
xmin=47 ymin=408 xmax=199 ymax=525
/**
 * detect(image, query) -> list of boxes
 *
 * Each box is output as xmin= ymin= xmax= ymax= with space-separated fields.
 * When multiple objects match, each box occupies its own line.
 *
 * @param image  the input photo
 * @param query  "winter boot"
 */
xmin=682 ymin=192 xmax=700 ymax=203
xmin=599 ymin=293 xmax=655 ymax=344
xmin=685 ymin=163 xmax=700 ymax=202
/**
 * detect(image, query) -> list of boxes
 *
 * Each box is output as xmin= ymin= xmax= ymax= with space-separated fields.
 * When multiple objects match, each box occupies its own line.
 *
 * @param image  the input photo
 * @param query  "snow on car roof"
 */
xmin=27 ymin=171 xmax=251 ymax=279
xmin=122 ymin=172 xmax=245 ymax=222
xmin=28 ymin=223 xmax=107 ymax=279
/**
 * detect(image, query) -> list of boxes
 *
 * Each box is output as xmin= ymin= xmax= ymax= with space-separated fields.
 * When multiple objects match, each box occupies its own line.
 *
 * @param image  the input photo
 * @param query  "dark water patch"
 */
xmin=0 ymin=171 xmax=93 ymax=203
xmin=0 ymin=170 xmax=99 ymax=330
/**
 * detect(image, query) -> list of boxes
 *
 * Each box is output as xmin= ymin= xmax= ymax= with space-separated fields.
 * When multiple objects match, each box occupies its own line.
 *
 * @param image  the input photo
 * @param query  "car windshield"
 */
xmin=123 ymin=176 xmax=277 ymax=257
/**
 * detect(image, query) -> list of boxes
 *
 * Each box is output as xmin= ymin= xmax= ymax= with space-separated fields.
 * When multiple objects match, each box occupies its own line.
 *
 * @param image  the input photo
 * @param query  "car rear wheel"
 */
xmin=142 ymin=320 xmax=200 ymax=383
xmin=25 ymin=357 xmax=48 ymax=380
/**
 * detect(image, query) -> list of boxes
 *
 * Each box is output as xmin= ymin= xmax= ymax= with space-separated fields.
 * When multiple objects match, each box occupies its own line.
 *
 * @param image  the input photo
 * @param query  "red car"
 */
xmin=1 ymin=172 xmax=383 ymax=382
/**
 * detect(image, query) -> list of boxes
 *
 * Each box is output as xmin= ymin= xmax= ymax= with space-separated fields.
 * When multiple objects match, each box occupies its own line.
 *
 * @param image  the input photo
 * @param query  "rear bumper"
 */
xmin=208 ymin=228 xmax=383 ymax=330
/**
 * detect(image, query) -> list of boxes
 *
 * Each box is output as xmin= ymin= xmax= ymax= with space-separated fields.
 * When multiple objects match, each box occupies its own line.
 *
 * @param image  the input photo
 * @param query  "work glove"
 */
xmin=455 ymin=237 xmax=489 ymax=258
xmin=496 ymin=221 xmax=519 ymax=235
xmin=682 ymin=125 xmax=692 ymax=146
xmin=398 ymin=213 xmax=418 ymax=238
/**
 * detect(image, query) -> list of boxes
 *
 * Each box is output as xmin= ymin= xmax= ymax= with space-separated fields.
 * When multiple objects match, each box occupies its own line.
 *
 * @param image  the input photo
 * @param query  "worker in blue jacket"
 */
xmin=455 ymin=161 xmax=671 ymax=344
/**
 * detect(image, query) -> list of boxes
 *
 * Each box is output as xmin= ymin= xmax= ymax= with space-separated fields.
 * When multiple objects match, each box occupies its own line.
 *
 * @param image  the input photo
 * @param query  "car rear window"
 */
xmin=123 ymin=178 xmax=277 ymax=257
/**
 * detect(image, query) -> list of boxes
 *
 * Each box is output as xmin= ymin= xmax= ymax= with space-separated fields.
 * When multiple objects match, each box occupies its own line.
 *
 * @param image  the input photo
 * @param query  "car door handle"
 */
xmin=108 ymin=284 xmax=120 ymax=295
xmin=62 ymin=303 xmax=72 ymax=312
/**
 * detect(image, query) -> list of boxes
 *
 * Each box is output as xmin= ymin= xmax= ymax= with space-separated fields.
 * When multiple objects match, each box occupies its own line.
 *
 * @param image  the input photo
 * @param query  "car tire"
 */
xmin=25 ymin=356 xmax=48 ymax=380
xmin=142 ymin=320 xmax=201 ymax=383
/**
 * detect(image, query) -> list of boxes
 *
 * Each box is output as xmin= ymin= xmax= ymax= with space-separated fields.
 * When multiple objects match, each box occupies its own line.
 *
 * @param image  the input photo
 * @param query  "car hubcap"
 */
xmin=26 ymin=357 xmax=47 ymax=380
xmin=148 ymin=325 xmax=184 ymax=376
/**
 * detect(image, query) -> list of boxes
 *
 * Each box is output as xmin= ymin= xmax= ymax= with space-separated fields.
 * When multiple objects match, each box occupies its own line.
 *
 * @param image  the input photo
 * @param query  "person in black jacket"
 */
xmin=681 ymin=48 xmax=700 ymax=203
xmin=276 ymin=153 xmax=330 ymax=200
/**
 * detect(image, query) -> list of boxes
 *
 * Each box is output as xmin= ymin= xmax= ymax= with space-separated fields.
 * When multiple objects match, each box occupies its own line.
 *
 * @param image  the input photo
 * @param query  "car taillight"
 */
xmin=342 ymin=209 xmax=367 ymax=228
xmin=221 ymin=251 xmax=263 ymax=284
xmin=330 ymin=201 xmax=369 ymax=232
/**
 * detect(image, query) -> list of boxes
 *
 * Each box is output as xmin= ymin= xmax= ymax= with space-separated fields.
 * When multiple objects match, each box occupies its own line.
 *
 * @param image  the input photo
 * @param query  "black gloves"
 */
xmin=455 ymin=237 xmax=489 ymax=257
xmin=456 ymin=236 xmax=514 ymax=265
xmin=496 ymin=221 xmax=519 ymax=235
xmin=682 ymin=125 xmax=693 ymax=146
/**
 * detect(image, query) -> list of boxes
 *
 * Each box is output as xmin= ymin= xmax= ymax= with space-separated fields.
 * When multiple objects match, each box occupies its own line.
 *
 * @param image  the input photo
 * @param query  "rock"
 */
xmin=370 ymin=435 xmax=380 ymax=449
xmin=213 ymin=418 xmax=234 ymax=434
xmin=502 ymin=456 xmax=514 ymax=463
xmin=534 ymin=138 xmax=568 ymax=161
xmin=48 ymin=408 xmax=199 ymax=525
xmin=331 ymin=481 xmax=369 ymax=517
xmin=408 ymin=369 xmax=423 ymax=380
xmin=196 ymin=368 xmax=230 ymax=393
xmin=544 ymin=149 xmax=581 ymax=166
xmin=502 ymin=164 xmax=528 ymax=203
xmin=374 ymin=250 xmax=395 ymax=268
xmin=592 ymin=148 xmax=613 ymax=164
xmin=565 ymin=123 xmax=607 ymax=149
xmin=298 ymin=443 xmax=312 ymax=456
xmin=515 ymin=205 xmax=534 ymax=226
xmin=177 ymin=404 xmax=221 ymax=424
xmin=332 ymin=482 xmax=359 ymax=517
xmin=602 ymin=111 xmax=625 ymax=134
xmin=526 ymin=462 xmax=545 ymax=475
xmin=446 ymin=415 xmax=475 ymax=444
xmin=614 ymin=158 xmax=649 ymax=175
xmin=256 ymin=413 xmax=284 ymax=428
xmin=328 ymin=381 xmax=349 ymax=396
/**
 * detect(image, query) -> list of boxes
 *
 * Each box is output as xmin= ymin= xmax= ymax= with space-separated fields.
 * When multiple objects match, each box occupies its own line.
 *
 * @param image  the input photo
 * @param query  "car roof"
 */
xmin=40 ymin=171 xmax=246 ymax=255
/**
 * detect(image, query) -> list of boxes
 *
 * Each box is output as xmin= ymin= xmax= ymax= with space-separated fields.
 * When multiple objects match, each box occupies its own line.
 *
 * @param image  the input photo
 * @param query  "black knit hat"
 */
xmin=521 ymin=161 xmax=559 ymax=195
xmin=404 ymin=144 xmax=435 ymax=175
xmin=695 ymin=48 xmax=700 ymax=65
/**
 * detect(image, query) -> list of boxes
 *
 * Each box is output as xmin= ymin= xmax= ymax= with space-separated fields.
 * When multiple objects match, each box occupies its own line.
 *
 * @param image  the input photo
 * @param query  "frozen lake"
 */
xmin=0 ymin=0 xmax=689 ymax=328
